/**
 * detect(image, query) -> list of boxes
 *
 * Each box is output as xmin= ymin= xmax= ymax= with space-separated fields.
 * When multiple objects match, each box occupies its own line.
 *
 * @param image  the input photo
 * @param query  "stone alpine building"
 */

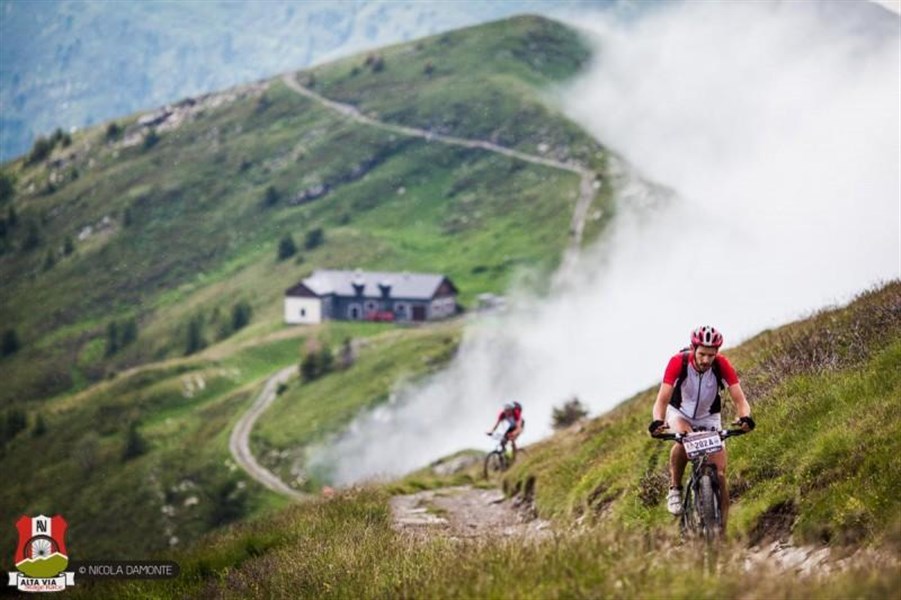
xmin=284 ymin=269 xmax=459 ymax=325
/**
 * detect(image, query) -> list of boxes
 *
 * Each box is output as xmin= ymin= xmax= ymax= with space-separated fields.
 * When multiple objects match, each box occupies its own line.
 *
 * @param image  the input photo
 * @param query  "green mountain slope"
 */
xmin=503 ymin=282 xmax=901 ymax=546
xmin=0 ymin=15 xmax=610 ymax=564
xmin=0 ymin=318 xmax=463 ymax=564
xmin=75 ymin=282 xmax=900 ymax=599
xmin=0 ymin=15 xmax=608 ymax=407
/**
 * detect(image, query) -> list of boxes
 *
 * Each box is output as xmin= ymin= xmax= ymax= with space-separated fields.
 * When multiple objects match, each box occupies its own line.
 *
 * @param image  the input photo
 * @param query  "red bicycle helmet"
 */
xmin=691 ymin=325 xmax=723 ymax=348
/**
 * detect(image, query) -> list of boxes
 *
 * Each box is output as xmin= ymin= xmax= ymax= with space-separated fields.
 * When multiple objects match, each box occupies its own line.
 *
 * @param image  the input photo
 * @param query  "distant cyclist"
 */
xmin=648 ymin=326 xmax=755 ymax=530
xmin=487 ymin=401 xmax=524 ymax=461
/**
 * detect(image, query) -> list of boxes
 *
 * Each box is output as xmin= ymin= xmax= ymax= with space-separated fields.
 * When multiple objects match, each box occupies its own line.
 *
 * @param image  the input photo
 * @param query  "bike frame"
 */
xmin=484 ymin=432 xmax=511 ymax=479
xmin=489 ymin=431 xmax=509 ymax=454
xmin=653 ymin=428 xmax=747 ymax=540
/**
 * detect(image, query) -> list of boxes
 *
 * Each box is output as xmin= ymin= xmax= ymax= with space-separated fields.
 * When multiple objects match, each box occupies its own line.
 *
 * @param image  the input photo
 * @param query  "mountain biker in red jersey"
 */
xmin=648 ymin=326 xmax=755 ymax=530
xmin=487 ymin=401 xmax=524 ymax=461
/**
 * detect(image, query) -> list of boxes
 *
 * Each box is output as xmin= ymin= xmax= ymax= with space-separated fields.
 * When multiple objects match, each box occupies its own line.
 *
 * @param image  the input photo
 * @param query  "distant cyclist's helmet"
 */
xmin=691 ymin=325 xmax=723 ymax=348
xmin=503 ymin=402 xmax=515 ymax=411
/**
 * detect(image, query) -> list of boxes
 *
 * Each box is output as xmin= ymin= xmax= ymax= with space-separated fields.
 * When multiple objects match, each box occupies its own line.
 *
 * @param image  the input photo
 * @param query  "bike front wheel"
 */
xmin=697 ymin=469 xmax=721 ymax=543
xmin=679 ymin=484 xmax=698 ymax=538
xmin=483 ymin=451 xmax=507 ymax=480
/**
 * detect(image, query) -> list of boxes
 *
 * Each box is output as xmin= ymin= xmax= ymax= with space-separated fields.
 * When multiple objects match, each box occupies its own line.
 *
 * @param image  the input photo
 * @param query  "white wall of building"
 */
xmin=284 ymin=297 xmax=322 ymax=324
xmin=429 ymin=297 xmax=456 ymax=320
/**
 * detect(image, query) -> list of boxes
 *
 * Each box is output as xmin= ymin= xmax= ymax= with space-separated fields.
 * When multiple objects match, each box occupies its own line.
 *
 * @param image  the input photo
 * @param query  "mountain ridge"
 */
xmin=0 ymin=1 xmax=625 ymax=161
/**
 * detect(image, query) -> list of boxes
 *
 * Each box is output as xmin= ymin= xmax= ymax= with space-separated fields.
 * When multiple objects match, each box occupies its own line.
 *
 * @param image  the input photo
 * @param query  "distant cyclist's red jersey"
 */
xmin=663 ymin=352 xmax=739 ymax=418
xmin=498 ymin=407 xmax=522 ymax=423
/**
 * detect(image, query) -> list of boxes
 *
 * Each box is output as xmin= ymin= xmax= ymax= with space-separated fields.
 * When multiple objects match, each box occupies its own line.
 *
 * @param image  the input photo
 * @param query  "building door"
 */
xmin=394 ymin=303 xmax=409 ymax=321
xmin=412 ymin=305 xmax=426 ymax=322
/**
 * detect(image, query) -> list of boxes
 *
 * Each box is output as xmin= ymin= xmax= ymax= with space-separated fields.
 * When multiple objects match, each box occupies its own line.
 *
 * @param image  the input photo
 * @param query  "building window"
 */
xmin=300 ymin=308 xmax=306 ymax=317
xmin=364 ymin=300 xmax=378 ymax=312
xmin=348 ymin=304 xmax=362 ymax=320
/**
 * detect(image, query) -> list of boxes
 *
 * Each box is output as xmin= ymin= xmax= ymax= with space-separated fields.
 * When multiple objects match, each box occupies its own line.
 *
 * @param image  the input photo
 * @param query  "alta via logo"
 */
xmin=7 ymin=515 xmax=75 ymax=593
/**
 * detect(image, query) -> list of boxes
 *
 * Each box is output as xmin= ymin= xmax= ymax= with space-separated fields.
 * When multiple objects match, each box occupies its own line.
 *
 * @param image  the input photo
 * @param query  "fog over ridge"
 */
xmin=310 ymin=2 xmax=901 ymax=485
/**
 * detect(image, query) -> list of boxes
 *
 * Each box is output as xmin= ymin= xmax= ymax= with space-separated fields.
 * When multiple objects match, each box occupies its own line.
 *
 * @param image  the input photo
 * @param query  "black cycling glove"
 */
xmin=648 ymin=419 xmax=665 ymax=434
xmin=738 ymin=415 xmax=756 ymax=431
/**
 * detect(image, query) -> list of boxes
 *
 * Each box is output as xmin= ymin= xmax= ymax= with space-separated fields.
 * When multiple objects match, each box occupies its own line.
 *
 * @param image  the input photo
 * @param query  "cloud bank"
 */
xmin=310 ymin=1 xmax=900 ymax=484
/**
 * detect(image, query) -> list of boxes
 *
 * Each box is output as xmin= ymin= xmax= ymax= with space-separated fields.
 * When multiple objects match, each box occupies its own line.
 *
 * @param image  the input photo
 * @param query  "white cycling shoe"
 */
xmin=667 ymin=488 xmax=682 ymax=515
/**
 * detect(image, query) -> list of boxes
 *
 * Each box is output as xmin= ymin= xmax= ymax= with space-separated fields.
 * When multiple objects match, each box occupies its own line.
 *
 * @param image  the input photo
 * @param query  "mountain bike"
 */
xmin=483 ymin=431 xmax=513 ymax=480
xmin=653 ymin=427 xmax=748 ymax=542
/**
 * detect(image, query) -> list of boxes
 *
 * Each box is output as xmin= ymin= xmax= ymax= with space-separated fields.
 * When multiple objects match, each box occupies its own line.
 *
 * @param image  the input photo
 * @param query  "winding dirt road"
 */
xmin=281 ymin=73 xmax=599 ymax=272
xmin=228 ymin=366 xmax=309 ymax=501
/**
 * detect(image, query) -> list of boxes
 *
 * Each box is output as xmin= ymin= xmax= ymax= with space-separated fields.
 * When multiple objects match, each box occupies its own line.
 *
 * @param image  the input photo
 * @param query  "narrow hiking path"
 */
xmin=228 ymin=366 xmax=309 ymax=501
xmin=390 ymin=485 xmax=551 ymax=541
xmin=281 ymin=73 xmax=599 ymax=273
xmin=390 ymin=485 xmax=898 ymax=579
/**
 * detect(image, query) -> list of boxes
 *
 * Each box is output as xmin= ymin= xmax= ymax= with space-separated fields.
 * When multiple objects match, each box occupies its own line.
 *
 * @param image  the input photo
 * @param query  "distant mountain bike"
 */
xmin=484 ymin=432 xmax=513 ymax=480
xmin=653 ymin=427 xmax=749 ymax=542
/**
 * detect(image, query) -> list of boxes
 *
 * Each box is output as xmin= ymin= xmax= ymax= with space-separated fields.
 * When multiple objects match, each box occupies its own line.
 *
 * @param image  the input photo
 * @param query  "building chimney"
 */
xmin=352 ymin=271 xmax=365 ymax=296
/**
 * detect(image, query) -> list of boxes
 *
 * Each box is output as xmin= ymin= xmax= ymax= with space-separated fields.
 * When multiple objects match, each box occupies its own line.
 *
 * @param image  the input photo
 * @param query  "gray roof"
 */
xmin=292 ymin=269 xmax=454 ymax=300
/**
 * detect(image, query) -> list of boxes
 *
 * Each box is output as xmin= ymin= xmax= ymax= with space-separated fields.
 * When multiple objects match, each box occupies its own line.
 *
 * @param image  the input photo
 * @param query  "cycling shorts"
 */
xmin=504 ymin=418 xmax=524 ymax=437
xmin=666 ymin=405 xmax=721 ymax=432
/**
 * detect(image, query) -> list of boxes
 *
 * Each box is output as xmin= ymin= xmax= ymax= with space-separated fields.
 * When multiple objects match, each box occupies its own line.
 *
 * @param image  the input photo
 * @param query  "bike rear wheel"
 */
xmin=483 ymin=451 xmax=507 ymax=480
xmin=697 ymin=468 xmax=721 ymax=542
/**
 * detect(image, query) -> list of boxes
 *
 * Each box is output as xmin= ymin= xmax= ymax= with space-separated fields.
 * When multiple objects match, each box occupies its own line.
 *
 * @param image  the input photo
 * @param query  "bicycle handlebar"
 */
xmin=651 ymin=428 xmax=748 ymax=442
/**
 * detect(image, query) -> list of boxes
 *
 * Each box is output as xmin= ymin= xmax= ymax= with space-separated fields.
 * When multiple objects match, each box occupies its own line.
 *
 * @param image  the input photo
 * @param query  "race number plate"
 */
xmin=683 ymin=431 xmax=723 ymax=459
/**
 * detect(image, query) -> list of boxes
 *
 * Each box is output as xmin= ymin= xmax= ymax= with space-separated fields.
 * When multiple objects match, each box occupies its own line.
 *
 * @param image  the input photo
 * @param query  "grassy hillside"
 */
xmin=0 ymin=15 xmax=608 ymax=407
xmin=502 ymin=282 xmax=901 ymax=547
xmin=0 ymin=15 xmax=610 ymax=565
xmin=309 ymin=15 xmax=597 ymax=160
xmin=77 ymin=282 xmax=900 ymax=599
xmin=252 ymin=323 xmax=462 ymax=489
xmin=0 ymin=318 xmax=465 ymax=565
xmin=85 ymin=490 xmax=898 ymax=600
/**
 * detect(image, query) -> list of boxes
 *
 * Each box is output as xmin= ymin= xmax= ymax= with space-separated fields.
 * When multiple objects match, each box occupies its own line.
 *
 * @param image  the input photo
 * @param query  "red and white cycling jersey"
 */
xmin=498 ymin=406 xmax=522 ymax=430
xmin=663 ymin=352 xmax=739 ymax=419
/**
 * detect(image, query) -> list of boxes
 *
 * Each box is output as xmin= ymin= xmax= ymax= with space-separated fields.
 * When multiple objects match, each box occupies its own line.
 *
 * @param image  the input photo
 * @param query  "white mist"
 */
xmin=310 ymin=1 xmax=900 ymax=484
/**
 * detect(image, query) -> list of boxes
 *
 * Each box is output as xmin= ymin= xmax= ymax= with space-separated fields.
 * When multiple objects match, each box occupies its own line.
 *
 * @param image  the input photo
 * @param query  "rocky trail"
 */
xmin=389 ymin=486 xmax=897 ymax=581
xmin=389 ymin=485 xmax=551 ymax=541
